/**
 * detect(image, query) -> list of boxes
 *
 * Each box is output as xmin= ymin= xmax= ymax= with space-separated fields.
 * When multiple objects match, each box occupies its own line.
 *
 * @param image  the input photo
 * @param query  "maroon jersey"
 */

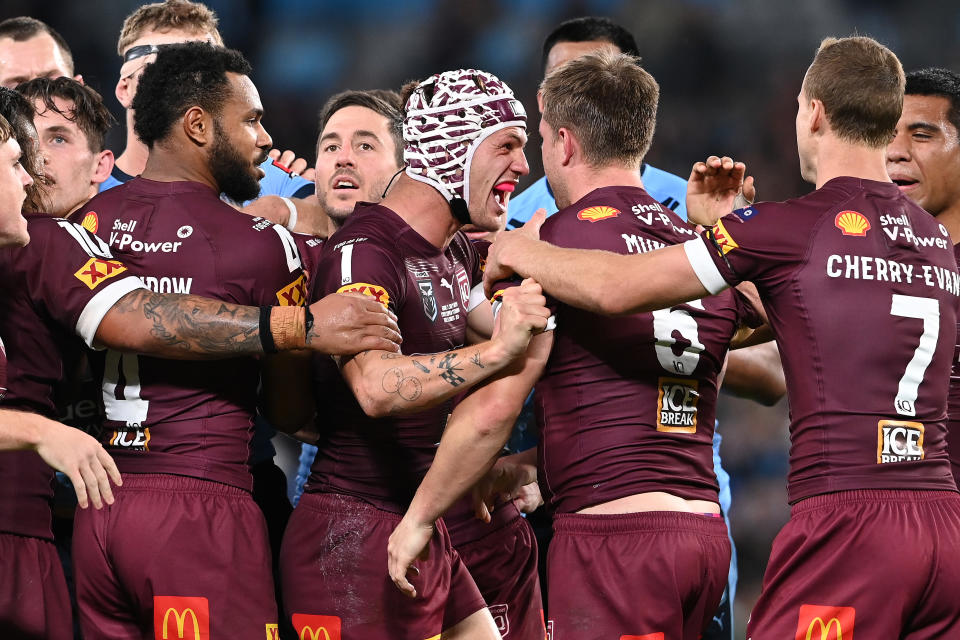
xmin=515 ymin=186 xmax=761 ymax=513
xmin=685 ymin=177 xmax=960 ymax=502
xmin=73 ymin=178 xmax=306 ymax=491
xmin=293 ymin=232 xmax=324 ymax=283
xmin=306 ymin=204 xmax=485 ymax=511
xmin=947 ymin=242 xmax=960 ymax=486
xmin=0 ymin=214 xmax=144 ymax=539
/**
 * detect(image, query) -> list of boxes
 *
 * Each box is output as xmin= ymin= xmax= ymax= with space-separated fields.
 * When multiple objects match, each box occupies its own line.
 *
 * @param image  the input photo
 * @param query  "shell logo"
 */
xmin=81 ymin=212 xmax=98 ymax=233
xmin=577 ymin=205 xmax=620 ymax=222
xmin=835 ymin=210 xmax=870 ymax=237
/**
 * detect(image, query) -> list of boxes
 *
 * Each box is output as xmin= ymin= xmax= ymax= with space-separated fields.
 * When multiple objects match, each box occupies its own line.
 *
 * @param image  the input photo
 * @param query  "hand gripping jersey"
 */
xmin=506 ymin=186 xmax=761 ymax=513
xmin=0 ymin=214 xmax=144 ymax=538
xmin=73 ymin=178 xmax=306 ymax=491
xmin=307 ymin=203 xmax=485 ymax=510
xmin=685 ymin=177 xmax=960 ymax=502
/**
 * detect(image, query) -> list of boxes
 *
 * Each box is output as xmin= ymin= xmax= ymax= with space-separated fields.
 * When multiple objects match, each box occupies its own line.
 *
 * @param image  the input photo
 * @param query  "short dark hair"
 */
xmin=17 ymin=76 xmax=116 ymax=153
xmin=0 ymin=87 xmax=44 ymax=212
xmin=541 ymin=51 xmax=658 ymax=168
xmin=317 ymin=89 xmax=403 ymax=166
xmin=905 ymin=68 xmax=960 ymax=141
xmin=132 ymin=42 xmax=251 ymax=147
xmin=0 ymin=17 xmax=74 ymax=76
xmin=541 ymin=16 xmax=639 ymax=72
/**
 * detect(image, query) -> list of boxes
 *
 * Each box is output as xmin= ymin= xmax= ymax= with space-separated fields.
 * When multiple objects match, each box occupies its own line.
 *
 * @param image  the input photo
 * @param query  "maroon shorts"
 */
xmin=0 ymin=533 xmax=71 ymax=639
xmin=281 ymin=492 xmax=487 ymax=639
xmin=447 ymin=500 xmax=544 ymax=639
xmin=547 ymin=510 xmax=729 ymax=640
xmin=747 ymin=489 xmax=960 ymax=640
xmin=72 ymin=474 xmax=277 ymax=640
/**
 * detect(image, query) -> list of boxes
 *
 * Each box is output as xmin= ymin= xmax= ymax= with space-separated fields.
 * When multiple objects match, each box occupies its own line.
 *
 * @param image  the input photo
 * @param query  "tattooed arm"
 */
xmin=93 ymin=289 xmax=401 ymax=359
xmin=340 ymin=280 xmax=551 ymax=418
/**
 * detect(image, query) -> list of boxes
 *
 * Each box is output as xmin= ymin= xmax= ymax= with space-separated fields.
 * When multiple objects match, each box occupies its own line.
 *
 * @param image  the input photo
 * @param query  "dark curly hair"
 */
xmin=906 ymin=68 xmax=960 ymax=141
xmin=0 ymin=87 xmax=45 ymax=212
xmin=17 ymin=76 xmax=116 ymax=153
xmin=132 ymin=41 xmax=251 ymax=147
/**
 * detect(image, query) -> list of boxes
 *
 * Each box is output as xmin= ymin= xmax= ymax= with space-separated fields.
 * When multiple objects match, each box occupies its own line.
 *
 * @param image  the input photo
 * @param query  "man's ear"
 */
xmin=558 ymin=127 xmax=576 ymax=166
xmin=115 ymin=76 xmax=133 ymax=109
xmin=91 ymin=149 xmax=114 ymax=185
xmin=183 ymin=107 xmax=212 ymax=146
xmin=809 ymin=98 xmax=826 ymax=135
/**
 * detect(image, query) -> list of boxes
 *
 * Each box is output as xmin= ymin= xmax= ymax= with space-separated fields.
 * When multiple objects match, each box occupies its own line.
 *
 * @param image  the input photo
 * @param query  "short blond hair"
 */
xmin=117 ymin=0 xmax=223 ymax=56
xmin=539 ymin=50 xmax=659 ymax=168
xmin=804 ymin=36 xmax=904 ymax=148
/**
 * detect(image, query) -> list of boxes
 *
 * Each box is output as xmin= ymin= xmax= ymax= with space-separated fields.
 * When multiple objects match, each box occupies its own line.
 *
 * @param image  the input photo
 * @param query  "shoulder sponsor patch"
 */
xmin=709 ymin=219 xmax=739 ymax=255
xmin=74 ymin=257 xmax=128 ymax=290
xmin=80 ymin=211 xmax=98 ymax=233
xmin=734 ymin=207 xmax=757 ymax=221
xmin=337 ymin=282 xmax=389 ymax=306
xmin=835 ymin=210 xmax=870 ymax=237
xmin=277 ymin=274 xmax=308 ymax=306
xmin=577 ymin=205 xmax=620 ymax=222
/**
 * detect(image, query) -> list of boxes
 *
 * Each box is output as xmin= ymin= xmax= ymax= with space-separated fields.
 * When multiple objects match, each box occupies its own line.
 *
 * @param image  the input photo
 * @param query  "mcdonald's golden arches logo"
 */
xmin=153 ymin=595 xmax=210 ymax=640
xmin=795 ymin=604 xmax=855 ymax=640
xmin=292 ymin=613 xmax=341 ymax=640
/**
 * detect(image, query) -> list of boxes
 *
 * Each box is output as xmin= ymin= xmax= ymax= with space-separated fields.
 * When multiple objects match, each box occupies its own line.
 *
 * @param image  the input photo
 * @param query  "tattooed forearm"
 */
xmin=470 ymin=352 xmax=484 ymax=369
xmin=413 ymin=360 xmax=431 ymax=373
xmin=436 ymin=352 xmax=466 ymax=387
xmin=103 ymin=289 xmax=262 ymax=357
xmin=381 ymin=367 xmax=423 ymax=401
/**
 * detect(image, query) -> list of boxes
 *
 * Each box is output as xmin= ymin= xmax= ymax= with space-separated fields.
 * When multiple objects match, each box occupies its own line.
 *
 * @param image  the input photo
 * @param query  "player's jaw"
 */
xmin=209 ymin=128 xmax=263 ymax=203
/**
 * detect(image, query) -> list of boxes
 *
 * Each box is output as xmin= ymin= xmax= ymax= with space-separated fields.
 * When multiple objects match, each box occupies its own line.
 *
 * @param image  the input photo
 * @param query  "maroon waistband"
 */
xmin=114 ymin=472 xmax=251 ymax=497
xmin=791 ymin=488 xmax=960 ymax=516
xmin=552 ymin=510 xmax=729 ymax=536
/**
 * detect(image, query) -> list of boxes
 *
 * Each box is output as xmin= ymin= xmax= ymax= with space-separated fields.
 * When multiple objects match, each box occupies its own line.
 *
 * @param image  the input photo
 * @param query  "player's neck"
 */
xmin=380 ymin=175 xmax=461 ymax=249
xmin=935 ymin=206 xmax=960 ymax=246
xmin=559 ymin=164 xmax=644 ymax=209
xmin=116 ymin=115 xmax=150 ymax=177
xmin=140 ymin=142 xmax=218 ymax=191
xmin=813 ymin=139 xmax=890 ymax=189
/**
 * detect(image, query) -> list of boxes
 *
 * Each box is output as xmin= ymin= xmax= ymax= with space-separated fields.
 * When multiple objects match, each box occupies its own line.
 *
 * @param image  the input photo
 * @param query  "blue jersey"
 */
xmin=99 ymin=158 xmax=315 ymax=201
xmin=506 ymin=163 xmax=688 ymax=229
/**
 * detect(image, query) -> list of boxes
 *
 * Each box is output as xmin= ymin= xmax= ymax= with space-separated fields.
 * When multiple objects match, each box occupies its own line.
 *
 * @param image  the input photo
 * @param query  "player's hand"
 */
xmin=491 ymin=279 xmax=551 ymax=359
xmin=34 ymin=419 xmax=122 ymax=510
xmin=268 ymin=148 xmax=315 ymax=181
xmin=483 ymin=211 xmax=546 ymax=298
xmin=686 ymin=156 xmax=754 ymax=226
xmin=307 ymin=293 xmax=402 ymax=355
xmin=387 ymin=515 xmax=434 ymax=598
xmin=472 ymin=456 xmax=538 ymax=521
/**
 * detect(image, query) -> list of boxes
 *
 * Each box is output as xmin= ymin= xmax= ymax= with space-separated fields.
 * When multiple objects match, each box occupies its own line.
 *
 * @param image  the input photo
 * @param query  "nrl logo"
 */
xmin=418 ymin=279 xmax=438 ymax=321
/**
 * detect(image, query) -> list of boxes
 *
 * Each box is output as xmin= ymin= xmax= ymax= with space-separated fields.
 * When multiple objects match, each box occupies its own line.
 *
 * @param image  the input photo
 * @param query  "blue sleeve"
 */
xmin=254 ymin=159 xmax=314 ymax=200
xmin=640 ymin=163 xmax=688 ymax=221
xmin=505 ymin=177 xmax=559 ymax=230
xmin=293 ymin=443 xmax=318 ymax=505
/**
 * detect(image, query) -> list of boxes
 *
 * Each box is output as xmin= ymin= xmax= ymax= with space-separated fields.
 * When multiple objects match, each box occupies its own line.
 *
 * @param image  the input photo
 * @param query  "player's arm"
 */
xmin=94 ymin=289 xmax=401 ymax=359
xmin=0 ymin=408 xmax=121 ymax=509
xmin=239 ymin=196 xmax=329 ymax=238
xmin=340 ymin=281 xmax=549 ymax=418
xmin=388 ymin=330 xmax=552 ymax=597
xmin=472 ymin=445 xmax=540 ymax=520
xmin=722 ymin=341 xmax=785 ymax=406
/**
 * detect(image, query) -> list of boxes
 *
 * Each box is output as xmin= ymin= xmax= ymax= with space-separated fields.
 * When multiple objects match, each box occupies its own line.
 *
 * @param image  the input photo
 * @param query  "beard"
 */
xmin=209 ymin=124 xmax=264 ymax=203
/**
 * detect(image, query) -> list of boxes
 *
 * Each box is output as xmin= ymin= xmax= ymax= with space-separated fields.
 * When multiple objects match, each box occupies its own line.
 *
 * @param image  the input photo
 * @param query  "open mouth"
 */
xmin=492 ymin=181 xmax=515 ymax=211
xmin=332 ymin=175 xmax=359 ymax=191
xmin=889 ymin=174 xmax=918 ymax=189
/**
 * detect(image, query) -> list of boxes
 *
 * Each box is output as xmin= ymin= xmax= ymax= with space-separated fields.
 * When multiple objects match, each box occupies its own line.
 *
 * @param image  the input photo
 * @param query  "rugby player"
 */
xmin=886 ymin=68 xmax=960 ymax=488
xmin=0 ymin=84 xmax=399 ymax=639
xmin=275 ymin=69 xmax=550 ymax=639
xmin=17 ymin=77 xmax=114 ymax=217
xmin=64 ymin=42 xmax=398 ymax=638
xmin=484 ymin=36 xmax=960 ymax=639
xmin=0 ymin=16 xmax=78 ymax=89
xmin=289 ymin=88 xmax=546 ymax=639
xmin=389 ymin=51 xmax=765 ymax=640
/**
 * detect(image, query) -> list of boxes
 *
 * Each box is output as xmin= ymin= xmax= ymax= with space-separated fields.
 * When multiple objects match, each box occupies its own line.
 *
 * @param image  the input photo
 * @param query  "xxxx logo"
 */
xmin=74 ymin=258 xmax=127 ymax=290
xmin=337 ymin=282 xmax=390 ymax=306
xmin=277 ymin=274 xmax=308 ymax=306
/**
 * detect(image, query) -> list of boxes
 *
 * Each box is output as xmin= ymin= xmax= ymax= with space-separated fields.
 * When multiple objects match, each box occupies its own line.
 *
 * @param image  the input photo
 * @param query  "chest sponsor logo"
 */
xmin=74 ymin=257 xmax=128 ymax=289
xmin=291 ymin=614 xmax=341 ymax=640
xmin=108 ymin=427 xmax=150 ymax=451
xmin=578 ymin=205 xmax=620 ymax=222
xmin=656 ymin=377 xmax=699 ymax=433
xmin=489 ymin=604 xmax=509 ymax=636
xmin=877 ymin=420 xmax=924 ymax=463
xmin=795 ymin=604 xmax=855 ymax=640
xmin=835 ymin=210 xmax=870 ymax=237
xmin=456 ymin=266 xmax=471 ymax=308
xmin=177 ymin=225 xmax=193 ymax=239
xmin=879 ymin=213 xmax=949 ymax=249
xmin=81 ymin=211 xmax=98 ymax=233
xmin=632 ymin=202 xmax=695 ymax=236
xmin=153 ymin=595 xmax=209 ymax=640
xmin=419 ymin=279 xmax=438 ymax=321
xmin=710 ymin=220 xmax=739 ymax=255
xmin=336 ymin=282 xmax=389 ymax=306
xmin=277 ymin=274 xmax=308 ymax=306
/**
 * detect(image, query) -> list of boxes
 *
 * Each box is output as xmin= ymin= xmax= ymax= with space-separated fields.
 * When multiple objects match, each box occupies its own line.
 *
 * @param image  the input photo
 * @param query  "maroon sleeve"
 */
xmin=221 ymin=221 xmax=307 ymax=307
xmin=314 ymin=235 xmax=404 ymax=312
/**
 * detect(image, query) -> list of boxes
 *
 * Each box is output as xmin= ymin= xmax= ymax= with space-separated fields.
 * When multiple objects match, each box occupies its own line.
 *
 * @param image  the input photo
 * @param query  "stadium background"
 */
xmin=2 ymin=0 xmax=959 ymax=636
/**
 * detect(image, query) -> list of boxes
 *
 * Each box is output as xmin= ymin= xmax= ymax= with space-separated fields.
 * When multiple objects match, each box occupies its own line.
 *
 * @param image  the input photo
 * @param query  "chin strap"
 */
xmin=449 ymin=197 xmax=472 ymax=226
